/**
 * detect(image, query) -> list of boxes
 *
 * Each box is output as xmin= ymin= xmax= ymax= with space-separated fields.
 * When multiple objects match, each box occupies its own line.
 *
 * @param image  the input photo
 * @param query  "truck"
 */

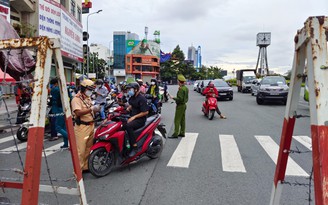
xmin=236 ymin=69 xmax=256 ymax=93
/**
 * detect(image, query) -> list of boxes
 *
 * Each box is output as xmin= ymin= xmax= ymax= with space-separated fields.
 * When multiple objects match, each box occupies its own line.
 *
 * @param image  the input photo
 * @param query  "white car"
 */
xmin=251 ymin=79 xmax=262 ymax=96
xmin=193 ymin=80 xmax=200 ymax=91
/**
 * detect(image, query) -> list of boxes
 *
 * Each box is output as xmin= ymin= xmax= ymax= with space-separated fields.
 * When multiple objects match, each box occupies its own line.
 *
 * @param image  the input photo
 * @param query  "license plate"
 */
xmin=270 ymin=92 xmax=279 ymax=95
xmin=220 ymin=93 xmax=227 ymax=95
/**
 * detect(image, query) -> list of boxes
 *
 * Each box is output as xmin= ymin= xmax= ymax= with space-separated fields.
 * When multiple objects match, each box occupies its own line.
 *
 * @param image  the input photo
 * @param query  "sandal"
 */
xmin=220 ymin=115 xmax=227 ymax=119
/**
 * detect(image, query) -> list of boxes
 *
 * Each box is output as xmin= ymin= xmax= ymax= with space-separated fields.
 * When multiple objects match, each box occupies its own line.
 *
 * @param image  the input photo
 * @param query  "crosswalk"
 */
xmin=167 ymin=133 xmax=312 ymax=176
xmin=0 ymin=135 xmax=65 ymax=157
xmin=0 ymin=133 xmax=313 ymax=176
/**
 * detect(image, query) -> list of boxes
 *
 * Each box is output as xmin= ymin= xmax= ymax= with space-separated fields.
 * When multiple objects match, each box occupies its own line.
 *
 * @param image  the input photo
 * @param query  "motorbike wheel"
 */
xmin=88 ymin=148 xmax=114 ymax=177
xmin=208 ymin=110 xmax=215 ymax=120
xmin=17 ymin=127 xmax=28 ymax=141
xmin=147 ymin=134 xmax=164 ymax=159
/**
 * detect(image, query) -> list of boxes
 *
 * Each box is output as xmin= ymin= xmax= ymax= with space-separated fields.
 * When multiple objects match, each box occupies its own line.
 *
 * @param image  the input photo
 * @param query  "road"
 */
xmin=0 ymin=85 xmax=313 ymax=205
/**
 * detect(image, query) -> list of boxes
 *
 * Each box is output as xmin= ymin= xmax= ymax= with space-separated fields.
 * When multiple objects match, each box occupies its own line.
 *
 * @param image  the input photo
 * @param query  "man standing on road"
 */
xmin=169 ymin=74 xmax=189 ymax=138
xmin=71 ymin=79 xmax=100 ymax=172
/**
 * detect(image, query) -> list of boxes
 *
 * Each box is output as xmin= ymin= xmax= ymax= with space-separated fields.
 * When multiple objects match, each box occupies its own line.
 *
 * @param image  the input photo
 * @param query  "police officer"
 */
xmin=124 ymin=82 xmax=149 ymax=157
xmin=169 ymin=74 xmax=189 ymax=138
xmin=71 ymin=79 xmax=100 ymax=171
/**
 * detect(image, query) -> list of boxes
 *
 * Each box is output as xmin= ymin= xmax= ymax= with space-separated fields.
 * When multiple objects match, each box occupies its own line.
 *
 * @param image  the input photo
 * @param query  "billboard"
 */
xmin=39 ymin=0 xmax=83 ymax=62
xmin=0 ymin=0 xmax=10 ymax=22
xmin=126 ymin=39 xmax=160 ymax=58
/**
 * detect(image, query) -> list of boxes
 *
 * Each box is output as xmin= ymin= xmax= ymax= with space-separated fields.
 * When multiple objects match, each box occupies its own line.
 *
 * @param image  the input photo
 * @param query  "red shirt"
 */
xmin=203 ymin=86 xmax=218 ymax=97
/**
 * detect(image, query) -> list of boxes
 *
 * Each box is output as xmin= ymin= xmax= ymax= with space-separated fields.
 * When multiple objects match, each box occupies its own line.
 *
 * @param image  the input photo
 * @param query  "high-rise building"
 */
xmin=187 ymin=45 xmax=196 ymax=63
xmin=113 ymin=29 xmax=160 ymax=83
xmin=113 ymin=31 xmax=139 ymax=83
xmin=197 ymin=46 xmax=202 ymax=68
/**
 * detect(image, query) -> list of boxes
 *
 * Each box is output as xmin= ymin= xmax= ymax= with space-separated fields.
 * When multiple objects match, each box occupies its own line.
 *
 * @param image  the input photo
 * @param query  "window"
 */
xmin=60 ymin=0 xmax=66 ymax=7
xmin=70 ymin=0 xmax=76 ymax=17
xmin=77 ymin=6 xmax=81 ymax=22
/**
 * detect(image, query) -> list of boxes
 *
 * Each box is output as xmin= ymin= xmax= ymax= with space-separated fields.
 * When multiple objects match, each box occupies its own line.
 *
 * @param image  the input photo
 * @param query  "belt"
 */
xmin=80 ymin=120 xmax=94 ymax=125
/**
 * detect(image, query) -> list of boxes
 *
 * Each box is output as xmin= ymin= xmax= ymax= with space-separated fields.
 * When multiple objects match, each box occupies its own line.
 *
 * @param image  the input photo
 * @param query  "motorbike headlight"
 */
xmin=99 ymin=134 xmax=109 ymax=141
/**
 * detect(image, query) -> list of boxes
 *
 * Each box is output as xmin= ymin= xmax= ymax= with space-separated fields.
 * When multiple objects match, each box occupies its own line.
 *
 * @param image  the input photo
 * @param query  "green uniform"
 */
xmin=173 ymin=85 xmax=189 ymax=137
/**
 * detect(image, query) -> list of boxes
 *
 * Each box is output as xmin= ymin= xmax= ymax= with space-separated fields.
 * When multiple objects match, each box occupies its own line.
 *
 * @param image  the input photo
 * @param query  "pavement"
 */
xmin=0 ymin=96 xmax=18 ymax=131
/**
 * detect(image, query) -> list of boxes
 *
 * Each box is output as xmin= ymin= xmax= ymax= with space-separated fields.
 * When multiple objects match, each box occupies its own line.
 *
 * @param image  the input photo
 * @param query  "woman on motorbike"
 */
xmin=146 ymin=79 xmax=159 ymax=109
xmin=202 ymin=82 xmax=227 ymax=119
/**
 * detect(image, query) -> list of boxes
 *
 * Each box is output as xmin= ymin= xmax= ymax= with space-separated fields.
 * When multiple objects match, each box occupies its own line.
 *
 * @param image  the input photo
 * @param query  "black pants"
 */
xmin=123 ymin=118 xmax=145 ymax=146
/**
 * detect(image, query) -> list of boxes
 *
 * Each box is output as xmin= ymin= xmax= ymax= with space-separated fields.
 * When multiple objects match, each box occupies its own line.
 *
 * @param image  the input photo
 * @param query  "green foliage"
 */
xmin=226 ymin=78 xmax=237 ymax=86
xmin=160 ymin=45 xmax=223 ymax=82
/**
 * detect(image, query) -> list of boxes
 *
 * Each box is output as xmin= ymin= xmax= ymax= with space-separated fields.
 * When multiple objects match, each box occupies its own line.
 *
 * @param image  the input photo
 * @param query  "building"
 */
xmin=3 ymin=0 xmax=83 ymax=82
xmin=89 ymin=43 xmax=110 ymax=79
xmin=113 ymin=30 xmax=160 ymax=84
xmin=187 ymin=45 xmax=196 ymax=63
xmin=196 ymin=46 xmax=202 ymax=69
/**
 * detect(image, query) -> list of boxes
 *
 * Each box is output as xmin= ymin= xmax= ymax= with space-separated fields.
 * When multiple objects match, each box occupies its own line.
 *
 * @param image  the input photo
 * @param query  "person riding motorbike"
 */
xmin=202 ymin=82 xmax=227 ymax=119
xmin=136 ymin=79 xmax=146 ymax=94
xmin=146 ymin=79 xmax=159 ymax=108
xmin=124 ymin=82 xmax=149 ymax=157
xmin=94 ymin=79 xmax=109 ymax=121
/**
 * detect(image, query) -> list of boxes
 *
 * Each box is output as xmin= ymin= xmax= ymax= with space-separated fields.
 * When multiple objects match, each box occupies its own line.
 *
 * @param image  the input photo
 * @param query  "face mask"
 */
xmin=85 ymin=90 xmax=93 ymax=97
xmin=151 ymin=82 xmax=155 ymax=85
xmin=128 ymin=89 xmax=135 ymax=97
xmin=50 ymin=84 xmax=53 ymax=89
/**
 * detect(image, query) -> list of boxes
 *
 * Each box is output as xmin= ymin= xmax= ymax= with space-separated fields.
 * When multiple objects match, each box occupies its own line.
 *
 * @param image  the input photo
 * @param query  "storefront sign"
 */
xmin=38 ymin=0 xmax=83 ymax=62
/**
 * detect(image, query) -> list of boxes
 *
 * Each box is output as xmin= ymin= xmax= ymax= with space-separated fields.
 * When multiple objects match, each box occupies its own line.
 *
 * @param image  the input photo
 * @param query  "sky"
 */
xmin=82 ymin=0 xmax=328 ymax=75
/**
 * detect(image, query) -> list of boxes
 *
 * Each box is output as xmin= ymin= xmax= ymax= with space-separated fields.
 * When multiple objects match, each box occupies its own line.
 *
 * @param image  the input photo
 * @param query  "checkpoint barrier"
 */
xmin=0 ymin=37 xmax=87 ymax=205
xmin=270 ymin=16 xmax=328 ymax=205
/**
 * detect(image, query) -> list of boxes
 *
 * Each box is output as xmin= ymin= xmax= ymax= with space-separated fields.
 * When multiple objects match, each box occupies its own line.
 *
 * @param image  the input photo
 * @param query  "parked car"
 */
xmin=251 ymin=78 xmax=262 ymax=96
xmin=193 ymin=80 xmax=200 ymax=91
xmin=200 ymin=80 xmax=212 ymax=95
xmin=212 ymin=79 xmax=233 ymax=101
xmin=256 ymin=76 xmax=289 ymax=105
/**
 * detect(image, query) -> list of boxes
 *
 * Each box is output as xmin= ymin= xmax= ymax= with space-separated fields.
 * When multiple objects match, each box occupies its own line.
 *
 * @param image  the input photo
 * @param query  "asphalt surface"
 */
xmin=0 ymin=85 xmax=313 ymax=205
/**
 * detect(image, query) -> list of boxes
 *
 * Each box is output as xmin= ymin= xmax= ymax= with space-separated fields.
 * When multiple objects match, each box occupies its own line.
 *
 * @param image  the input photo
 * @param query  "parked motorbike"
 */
xmin=88 ymin=112 xmax=167 ymax=177
xmin=202 ymin=93 xmax=218 ymax=120
xmin=16 ymin=99 xmax=31 ymax=141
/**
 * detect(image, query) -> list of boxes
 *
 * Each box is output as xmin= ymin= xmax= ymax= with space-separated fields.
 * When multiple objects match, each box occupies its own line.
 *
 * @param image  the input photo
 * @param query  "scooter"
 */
xmin=88 ymin=112 xmax=167 ymax=177
xmin=202 ymin=93 xmax=218 ymax=120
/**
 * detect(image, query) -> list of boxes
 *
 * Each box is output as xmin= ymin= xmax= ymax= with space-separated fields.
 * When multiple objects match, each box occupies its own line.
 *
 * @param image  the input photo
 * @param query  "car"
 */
xmin=212 ymin=79 xmax=233 ymax=100
xmin=193 ymin=80 xmax=200 ymax=91
xmin=256 ymin=76 xmax=289 ymax=105
xmin=200 ymin=80 xmax=212 ymax=94
xmin=251 ymin=78 xmax=262 ymax=96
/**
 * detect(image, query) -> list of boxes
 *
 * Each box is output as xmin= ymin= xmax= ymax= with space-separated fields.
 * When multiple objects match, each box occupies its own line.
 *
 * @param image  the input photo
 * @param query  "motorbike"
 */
xmin=145 ymin=94 xmax=162 ymax=116
xmin=16 ymin=99 xmax=31 ymax=141
xmin=16 ymin=97 xmax=51 ymax=141
xmin=88 ymin=111 xmax=167 ymax=177
xmin=202 ymin=93 xmax=218 ymax=120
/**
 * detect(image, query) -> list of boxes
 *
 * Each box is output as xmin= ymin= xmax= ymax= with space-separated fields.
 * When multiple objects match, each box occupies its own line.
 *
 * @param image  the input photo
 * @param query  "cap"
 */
xmin=177 ymin=74 xmax=186 ymax=82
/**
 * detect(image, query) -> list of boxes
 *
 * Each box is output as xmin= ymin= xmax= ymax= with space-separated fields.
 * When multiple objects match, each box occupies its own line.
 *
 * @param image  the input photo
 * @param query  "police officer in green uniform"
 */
xmin=169 ymin=74 xmax=189 ymax=138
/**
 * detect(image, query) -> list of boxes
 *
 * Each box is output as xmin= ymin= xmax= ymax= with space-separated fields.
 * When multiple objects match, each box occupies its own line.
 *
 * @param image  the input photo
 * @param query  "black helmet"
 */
xmin=126 ymin=82 xmax=140 ymax=90
xmin=95 ymin=79 xmax=104 ymax=85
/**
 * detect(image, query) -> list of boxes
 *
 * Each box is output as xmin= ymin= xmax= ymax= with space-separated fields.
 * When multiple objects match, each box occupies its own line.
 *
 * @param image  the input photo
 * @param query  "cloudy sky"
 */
xmin=82 ymin=0 xmax=328 ymax=75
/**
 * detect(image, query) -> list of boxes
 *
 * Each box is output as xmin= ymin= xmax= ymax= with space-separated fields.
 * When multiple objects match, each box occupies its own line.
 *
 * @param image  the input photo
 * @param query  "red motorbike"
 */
xmin=88 ymin=110 xmax=167 ymax=177
xmin=202 ymin=93 xmax=218 ymax=120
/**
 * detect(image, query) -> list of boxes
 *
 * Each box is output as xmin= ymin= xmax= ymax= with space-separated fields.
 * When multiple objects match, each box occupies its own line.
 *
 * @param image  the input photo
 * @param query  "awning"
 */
xmin=0 ymin=69 xmax=16 ymax=82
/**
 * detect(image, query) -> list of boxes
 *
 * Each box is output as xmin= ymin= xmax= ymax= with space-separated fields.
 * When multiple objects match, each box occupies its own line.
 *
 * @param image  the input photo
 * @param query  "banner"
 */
xmin=38 ymin=0 xmax=83 ymax=62
xmin=0 ymin=0 xmax=10 ymax=22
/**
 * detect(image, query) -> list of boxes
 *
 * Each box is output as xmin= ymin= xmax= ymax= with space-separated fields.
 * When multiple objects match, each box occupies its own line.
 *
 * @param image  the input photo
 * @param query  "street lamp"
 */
xmin=87 ymin=9 xmax=102 ymax=77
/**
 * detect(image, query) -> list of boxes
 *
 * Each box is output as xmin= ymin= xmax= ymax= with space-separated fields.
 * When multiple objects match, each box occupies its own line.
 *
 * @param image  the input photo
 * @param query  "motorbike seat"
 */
xmin=133 ymin=115 xmax=158 ymax=137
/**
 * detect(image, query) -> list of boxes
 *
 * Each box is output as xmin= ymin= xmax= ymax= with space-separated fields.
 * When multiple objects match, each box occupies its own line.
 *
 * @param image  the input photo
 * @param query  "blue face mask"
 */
xmin=50 ymin=84 xmax=54 ymax=89
xmin=128 ymin=89 xmax=135 ymax=97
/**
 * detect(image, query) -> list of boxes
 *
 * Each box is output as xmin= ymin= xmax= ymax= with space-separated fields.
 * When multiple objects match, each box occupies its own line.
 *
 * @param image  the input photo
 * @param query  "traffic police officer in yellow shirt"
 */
xmin=169 ymin=74 xmax=189 ymax=138
xmin=71 ymin=79 xmax=100 ymax=172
